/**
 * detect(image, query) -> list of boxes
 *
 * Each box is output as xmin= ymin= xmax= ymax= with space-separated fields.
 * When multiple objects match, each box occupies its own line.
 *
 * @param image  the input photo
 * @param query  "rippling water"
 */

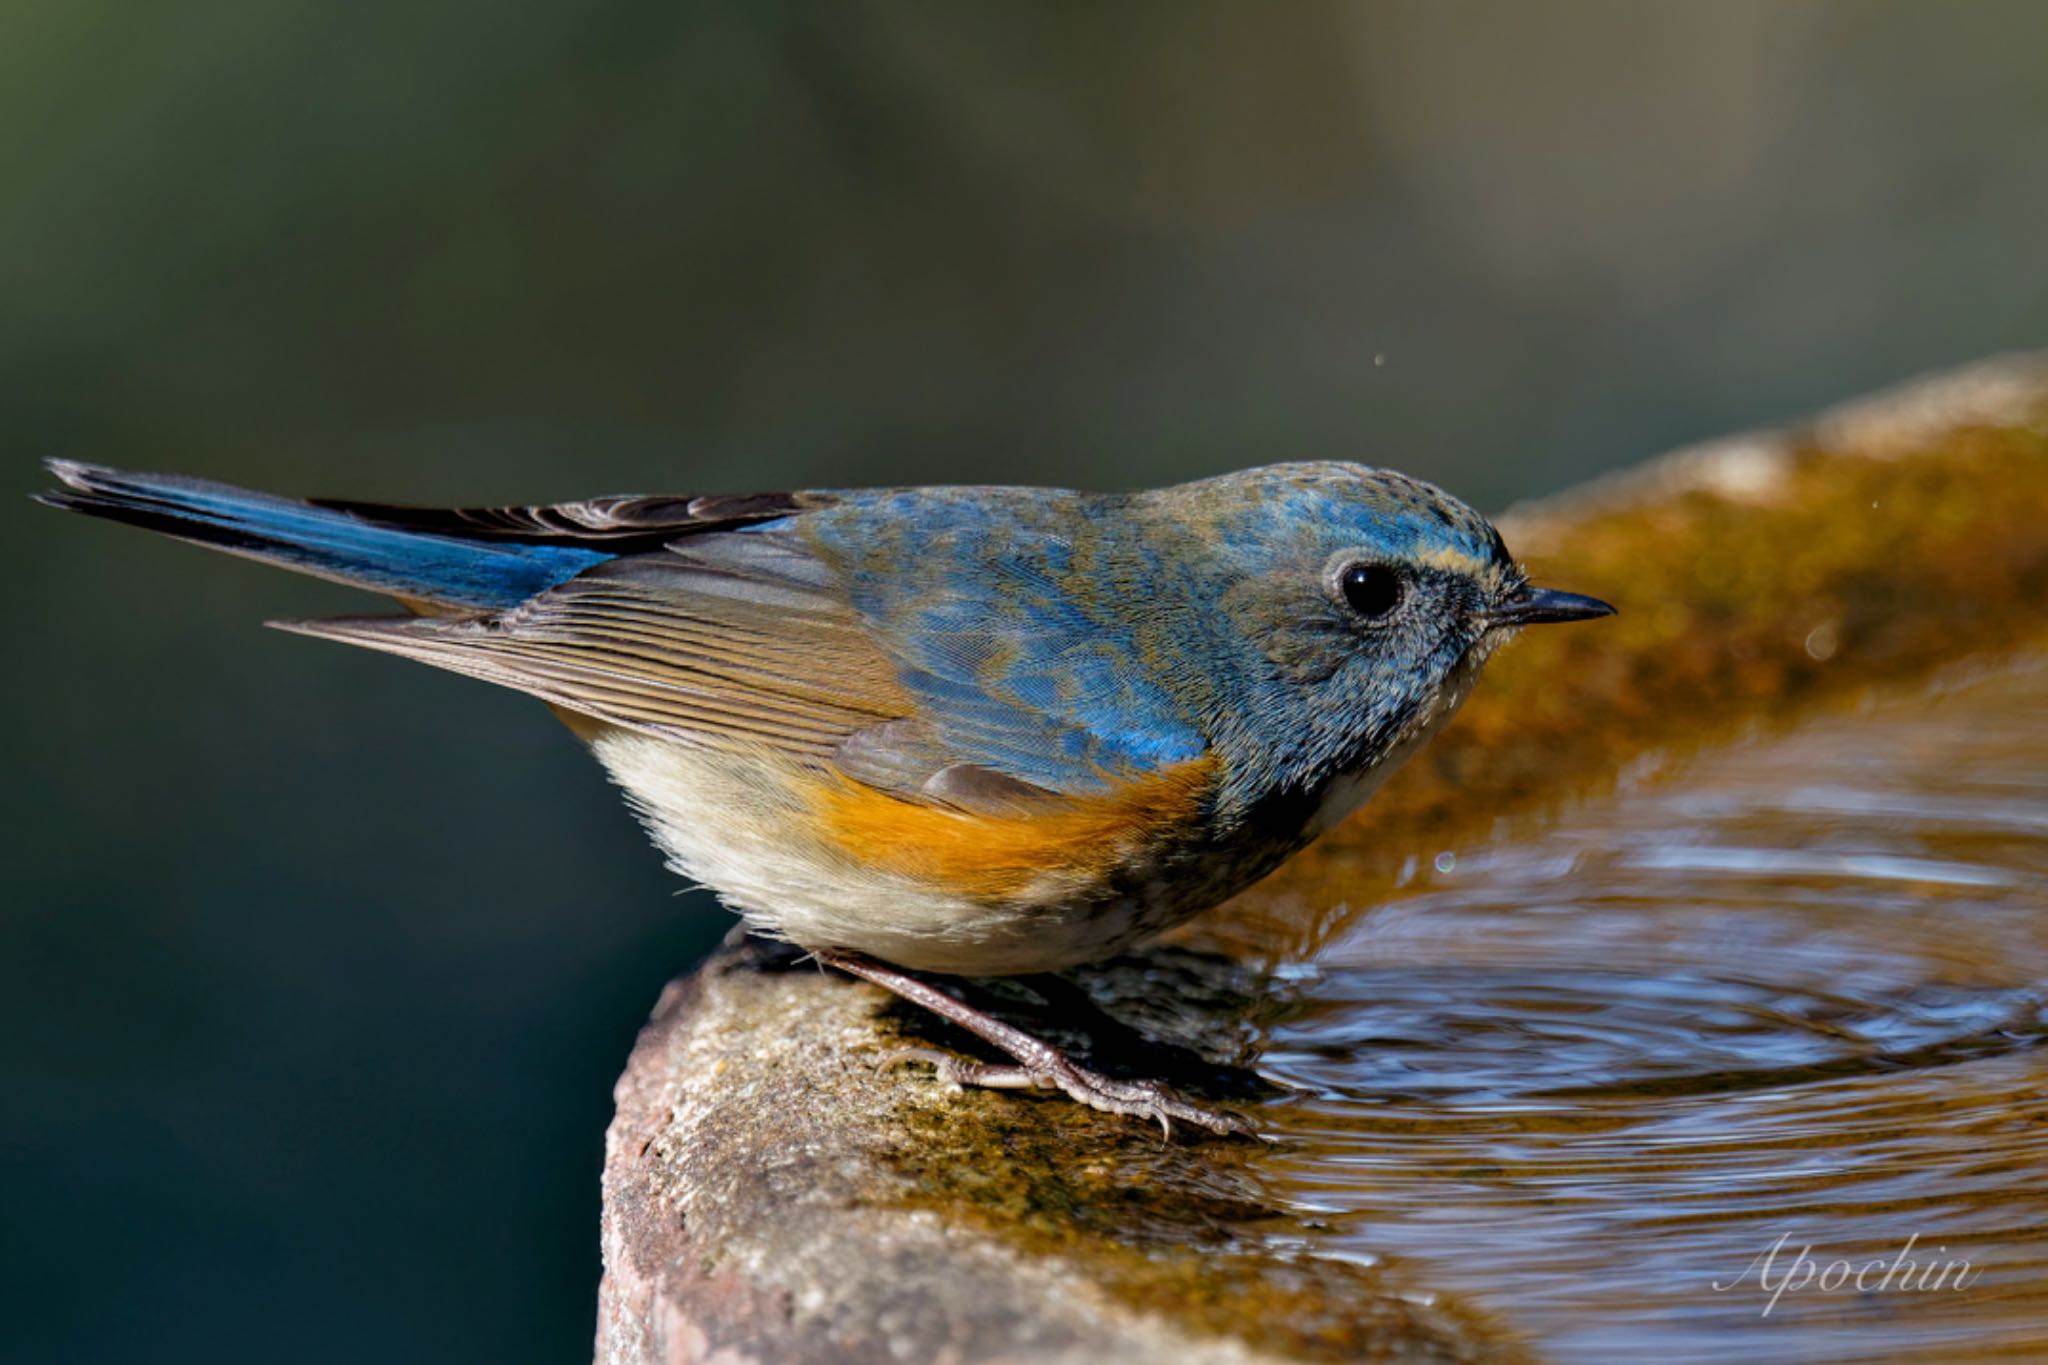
xmin=1258 ymin=657 xmax=2048 ymax=1362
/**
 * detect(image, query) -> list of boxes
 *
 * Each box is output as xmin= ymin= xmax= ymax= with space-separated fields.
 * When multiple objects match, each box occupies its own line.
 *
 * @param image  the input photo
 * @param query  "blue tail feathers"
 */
xmin=37 ymin=460 xmax=608 ymax=610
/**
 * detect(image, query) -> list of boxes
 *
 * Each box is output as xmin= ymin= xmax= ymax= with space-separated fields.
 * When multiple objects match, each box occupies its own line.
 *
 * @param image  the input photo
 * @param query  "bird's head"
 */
xmin=1144 ymin=462 xmax=1613 ymax=816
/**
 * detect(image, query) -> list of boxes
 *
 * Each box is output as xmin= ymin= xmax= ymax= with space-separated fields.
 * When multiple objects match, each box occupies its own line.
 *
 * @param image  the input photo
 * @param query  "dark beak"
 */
xmin=1489 ymin=585 xmax=1616 ymax=627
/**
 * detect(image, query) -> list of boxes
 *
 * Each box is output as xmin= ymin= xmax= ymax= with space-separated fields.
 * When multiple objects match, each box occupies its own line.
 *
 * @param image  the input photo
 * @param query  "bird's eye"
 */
xmin=1339 ymin=563 xmax=1405 ymax=621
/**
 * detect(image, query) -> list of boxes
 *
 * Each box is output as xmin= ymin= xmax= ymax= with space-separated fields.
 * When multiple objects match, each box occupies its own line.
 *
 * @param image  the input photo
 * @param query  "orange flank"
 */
xmin=812 ymin=757 xmax=1217 ymax=901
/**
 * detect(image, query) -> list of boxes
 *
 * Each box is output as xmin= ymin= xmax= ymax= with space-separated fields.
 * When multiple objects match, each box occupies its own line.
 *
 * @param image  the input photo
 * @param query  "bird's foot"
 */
xmin=884 ymin=1046 xmax=1252 ymax=1138
xmin=817 ymin=948 xmax=1255 ymax=1139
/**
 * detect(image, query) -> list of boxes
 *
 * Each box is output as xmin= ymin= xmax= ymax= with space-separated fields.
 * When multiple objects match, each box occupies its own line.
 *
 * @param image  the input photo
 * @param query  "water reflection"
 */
xmin=1260 ymin=658 xmax=2048 ymax=1362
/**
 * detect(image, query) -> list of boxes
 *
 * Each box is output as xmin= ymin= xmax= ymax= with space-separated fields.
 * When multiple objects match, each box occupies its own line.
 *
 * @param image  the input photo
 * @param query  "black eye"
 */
xmin=1340 ymin=563 xmax=1405 ymax=620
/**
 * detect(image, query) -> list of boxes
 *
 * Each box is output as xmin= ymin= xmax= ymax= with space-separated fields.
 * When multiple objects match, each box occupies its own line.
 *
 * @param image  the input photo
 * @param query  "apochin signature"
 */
xmin=1714 ymin=1233 xmax=1980 ymax=1316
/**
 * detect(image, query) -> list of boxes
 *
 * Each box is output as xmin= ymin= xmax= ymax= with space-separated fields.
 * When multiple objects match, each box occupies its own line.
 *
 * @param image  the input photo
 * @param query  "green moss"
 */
xmin=867 ymin=1005 xmax=1519 ymax=1360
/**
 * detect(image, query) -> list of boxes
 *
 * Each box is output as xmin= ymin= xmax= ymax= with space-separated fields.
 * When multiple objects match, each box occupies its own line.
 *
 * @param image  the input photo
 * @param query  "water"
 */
xmin=1257 ymin=658 xmax=2048 ymax=1362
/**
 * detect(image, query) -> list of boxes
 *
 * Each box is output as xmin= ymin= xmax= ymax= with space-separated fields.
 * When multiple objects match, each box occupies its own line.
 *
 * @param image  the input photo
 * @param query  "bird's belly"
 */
xmin=586 ymin=729 xmax=1296 ymax=976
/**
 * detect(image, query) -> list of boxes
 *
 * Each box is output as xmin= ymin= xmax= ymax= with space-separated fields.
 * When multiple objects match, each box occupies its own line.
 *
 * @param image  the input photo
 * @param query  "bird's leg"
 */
xmin=814 ymin=949 xmax=1253 ymax=1137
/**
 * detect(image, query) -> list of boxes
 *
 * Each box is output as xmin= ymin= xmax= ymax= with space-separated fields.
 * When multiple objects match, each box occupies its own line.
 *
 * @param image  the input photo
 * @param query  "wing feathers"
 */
xmin=274 ymin=545 xmax=912 ymax=758
xmin=306 ymin=489 xmax=829 ymax=550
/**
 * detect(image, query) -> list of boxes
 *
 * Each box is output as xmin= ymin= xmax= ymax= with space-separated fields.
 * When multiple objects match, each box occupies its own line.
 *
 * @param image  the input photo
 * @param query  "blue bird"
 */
xmin=40 ymin=458 xmax=1612 ymax=1133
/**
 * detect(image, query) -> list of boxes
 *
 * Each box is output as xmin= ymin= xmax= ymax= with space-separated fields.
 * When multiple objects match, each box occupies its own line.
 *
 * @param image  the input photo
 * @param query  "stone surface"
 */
xmin=597 ymin=355 xmax=2048 ymax=1364
xmin=598 ymin=935 xmax=1515 ymax=1364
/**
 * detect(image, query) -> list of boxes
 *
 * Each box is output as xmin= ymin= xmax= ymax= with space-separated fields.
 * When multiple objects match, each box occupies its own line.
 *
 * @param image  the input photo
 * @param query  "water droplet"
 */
xmin=1433 ymin=850 xmax=1457 ymax=874
xmin=1805 ymin=623 xmax=1840 ymax=661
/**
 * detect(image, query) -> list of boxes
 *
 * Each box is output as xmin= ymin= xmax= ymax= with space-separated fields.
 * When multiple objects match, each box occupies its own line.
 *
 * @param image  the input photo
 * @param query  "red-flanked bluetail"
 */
xmin=40 ymin=459 xmax=1613 ymax=1134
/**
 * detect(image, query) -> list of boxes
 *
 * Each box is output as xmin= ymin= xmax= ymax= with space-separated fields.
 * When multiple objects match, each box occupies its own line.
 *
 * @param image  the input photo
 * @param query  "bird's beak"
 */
xmin=1488 ymin=584 xmax=1616 ymax=628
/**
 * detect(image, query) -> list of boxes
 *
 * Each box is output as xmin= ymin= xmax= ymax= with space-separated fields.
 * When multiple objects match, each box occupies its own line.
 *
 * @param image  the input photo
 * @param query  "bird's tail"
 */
xmin=36 ymin=460 xmax=605 ymax=611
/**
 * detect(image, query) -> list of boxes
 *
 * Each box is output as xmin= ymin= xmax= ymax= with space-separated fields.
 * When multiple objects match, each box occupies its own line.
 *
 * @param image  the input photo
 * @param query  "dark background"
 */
xmin=5 ymin=3 xmax=2046 ymax=1360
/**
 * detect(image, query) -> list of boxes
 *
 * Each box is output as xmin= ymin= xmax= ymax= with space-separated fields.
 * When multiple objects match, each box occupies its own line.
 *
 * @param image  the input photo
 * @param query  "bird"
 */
xmin=39 ymin=458 xmax=1612 ymax=1134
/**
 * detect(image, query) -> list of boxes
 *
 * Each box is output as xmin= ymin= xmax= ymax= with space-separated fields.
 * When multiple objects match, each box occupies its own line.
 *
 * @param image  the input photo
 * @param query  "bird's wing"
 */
xmin=307 ymin=488 xmax=832 ymax=549
xmin=276 ymin=531 xmax=907 ymax=766
xmin=277 ymin=524 xmax=1208 ymax=813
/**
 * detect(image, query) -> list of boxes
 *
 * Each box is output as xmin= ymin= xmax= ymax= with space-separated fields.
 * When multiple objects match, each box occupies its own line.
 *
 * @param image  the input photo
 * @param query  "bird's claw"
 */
xmin=886 ymin=1047 xmax=1254 ymax=1138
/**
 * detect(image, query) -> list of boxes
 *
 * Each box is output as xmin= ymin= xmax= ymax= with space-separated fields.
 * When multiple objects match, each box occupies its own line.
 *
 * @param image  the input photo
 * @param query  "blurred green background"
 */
xmin=5 ymin=2 xmax=2046 ymax=1360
